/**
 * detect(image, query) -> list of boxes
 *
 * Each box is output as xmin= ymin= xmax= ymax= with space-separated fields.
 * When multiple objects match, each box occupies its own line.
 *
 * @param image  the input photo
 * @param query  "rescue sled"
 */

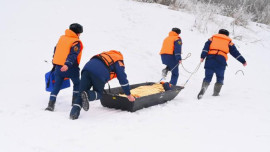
xmin=100 ymin=82 xmax=184 ymax=112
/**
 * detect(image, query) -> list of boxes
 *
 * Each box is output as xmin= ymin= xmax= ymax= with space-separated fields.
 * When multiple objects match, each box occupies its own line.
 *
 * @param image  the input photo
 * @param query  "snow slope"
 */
xmin=0 ymin=0 xmax=270 ymax=151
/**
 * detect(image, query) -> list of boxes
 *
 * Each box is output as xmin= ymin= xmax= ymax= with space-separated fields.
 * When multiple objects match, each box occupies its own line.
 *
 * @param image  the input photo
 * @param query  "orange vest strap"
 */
xmin=93 ymin=50 xmax=124 ymax=80
xmin=110 ymin=72 xmax=117 ymax=80
xmin=98 ymin=53 xmax=115 ymax=66
xmin=119 ymin=61 xmax=124 ymax=67
xmin=208 ymin=49 xmax=228 ymax=60
xmin=95 ymin=50 xmax=124 ymax=67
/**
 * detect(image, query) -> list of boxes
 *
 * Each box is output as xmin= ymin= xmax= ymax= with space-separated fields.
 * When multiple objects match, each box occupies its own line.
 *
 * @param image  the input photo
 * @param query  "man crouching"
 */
xmin=70 ymin=50 xmax=135 ymax=120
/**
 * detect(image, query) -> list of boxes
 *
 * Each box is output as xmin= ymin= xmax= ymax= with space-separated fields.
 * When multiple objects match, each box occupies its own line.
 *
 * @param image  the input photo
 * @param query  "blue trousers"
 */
xmin=161 ymin=55 xmax=179 ymax=85
xmin=164 ymin=62 xmax=179 ymax=86
xmin=49 ymin=74 xmax=80 ymax=102
xmin=203 ymin=68 xmax=225 ymax=84
xmin=74 ymin=71 xmax=105 ymax=105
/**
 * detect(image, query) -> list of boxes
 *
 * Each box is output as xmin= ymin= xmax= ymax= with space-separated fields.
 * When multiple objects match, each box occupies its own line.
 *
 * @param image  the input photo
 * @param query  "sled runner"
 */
xmin=100 ymin=82 xmax=184 ymax=112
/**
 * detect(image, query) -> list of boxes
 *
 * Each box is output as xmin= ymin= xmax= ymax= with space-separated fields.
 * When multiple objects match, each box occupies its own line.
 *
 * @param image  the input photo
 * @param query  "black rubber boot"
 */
xmin=71 ymin=95 xmax=77 ymax=106
xmin=45 ymin=100 xmax=56 ymax=111
xmin=197 ymin=81 xmax=210 ymax=100
xmin=162 ymin=66 xmax=170 ymax=78
xmin=81 ymin=91 xmax=90 ymax=111
xmin=70 ymin=104 xmax=81 ymax=120
xmin=213 ymin=83 xmax=223 ymax=96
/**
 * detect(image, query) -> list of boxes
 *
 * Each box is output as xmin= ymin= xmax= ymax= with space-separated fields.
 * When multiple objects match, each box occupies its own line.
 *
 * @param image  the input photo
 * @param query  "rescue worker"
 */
xmin=70 ymin=50 xmax=135 ymax=120
xmin=45 ymin=23 xmax=84 ymax=111
xmin=160 ymin=27 xmax=182 ymax=87
xmin=198 ymin=29 xmax=247 ymax=99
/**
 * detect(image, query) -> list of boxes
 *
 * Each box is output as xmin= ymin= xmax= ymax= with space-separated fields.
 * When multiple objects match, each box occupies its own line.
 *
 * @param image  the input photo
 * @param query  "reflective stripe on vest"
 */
xmin=53 ymin=29 xmax=83 ymax=66
xmin=95 ymin=50 xmax=124 ymax=80
xmin=208 ymin=34 xmax=232 ymax=61
xmin=160 ymin=31 xmax=180 ymax=55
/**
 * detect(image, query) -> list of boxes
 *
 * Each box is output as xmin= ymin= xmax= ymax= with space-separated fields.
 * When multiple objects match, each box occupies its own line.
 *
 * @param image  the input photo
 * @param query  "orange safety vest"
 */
xmin=53 ymin=29 xmax=83 ymax=66
xmin=95 ymin=50 xmax=124 ymax=80
xmin=160 ymin=31 xmax=181 ymax=55
xmin=208 ymin=34 xmax=232 ymax=61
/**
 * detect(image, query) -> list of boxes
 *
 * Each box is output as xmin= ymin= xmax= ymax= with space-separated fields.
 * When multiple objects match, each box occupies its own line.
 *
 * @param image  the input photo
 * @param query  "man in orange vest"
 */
xmin=45 ymin=23 xmax=83 ymax=111
xmin=70 ymin=50 xmax=135 ymax=120
xmin=160 ymin=28 xmax=182 ymax=88
xmin=198 ymin=29 xmax=247 ymax=99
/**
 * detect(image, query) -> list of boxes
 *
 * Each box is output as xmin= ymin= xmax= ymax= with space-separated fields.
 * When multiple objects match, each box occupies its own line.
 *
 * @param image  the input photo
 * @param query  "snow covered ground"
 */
xmin=0 ymin=0 xmax=270 ymax=151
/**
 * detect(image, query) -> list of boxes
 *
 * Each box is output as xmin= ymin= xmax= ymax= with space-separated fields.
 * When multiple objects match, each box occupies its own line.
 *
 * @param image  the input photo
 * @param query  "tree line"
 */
xmin=136 ymin=0 xmax=270 ymax=25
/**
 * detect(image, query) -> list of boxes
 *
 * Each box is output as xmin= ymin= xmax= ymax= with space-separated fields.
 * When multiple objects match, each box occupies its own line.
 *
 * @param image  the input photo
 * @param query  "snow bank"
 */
xmin=0 ymin=0 xmax=269 ymax=151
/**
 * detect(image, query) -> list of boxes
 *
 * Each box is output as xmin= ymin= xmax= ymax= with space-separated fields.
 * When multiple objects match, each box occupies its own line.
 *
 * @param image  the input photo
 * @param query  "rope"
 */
xmin=182 ymin=62 xmax=202 ymax=87
xmin=235 ymin=70 xmax=245 ymax=76
xmin=159 ymin=53 xmax=193 ymax=82
xmin=170 ymin=63 xmax=180 ymax=72
xmin=182 ymin=53 xmax=191 ymax=60
xmin=180 ymin=53 xmax=194 ymax=74
xmin=159 ymin=63 xmax=179 ymax=82
xmin=181 ymin=63 xmax=193 ymax=74
xmin=159 ymin=53 xmax=201 ymax=86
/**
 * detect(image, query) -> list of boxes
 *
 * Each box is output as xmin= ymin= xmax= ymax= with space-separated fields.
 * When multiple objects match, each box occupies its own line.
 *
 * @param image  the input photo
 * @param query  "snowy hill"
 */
xmin=0 ymin=0 xmax=270 ymax=151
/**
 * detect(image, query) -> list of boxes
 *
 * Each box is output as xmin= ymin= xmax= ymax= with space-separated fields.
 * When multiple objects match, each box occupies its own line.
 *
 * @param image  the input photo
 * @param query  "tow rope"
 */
xmin=235 ymin=70 xmax=245 ymax=76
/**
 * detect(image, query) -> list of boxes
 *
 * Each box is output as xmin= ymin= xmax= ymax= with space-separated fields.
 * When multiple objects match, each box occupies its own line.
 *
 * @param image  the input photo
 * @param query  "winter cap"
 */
xmin=69 ymin=23 xmax=83 ymax=34
xmin=219 ymin=29 xmax=229 ymax=36
xmin=172 ymin=27 xmax=181 ymax=34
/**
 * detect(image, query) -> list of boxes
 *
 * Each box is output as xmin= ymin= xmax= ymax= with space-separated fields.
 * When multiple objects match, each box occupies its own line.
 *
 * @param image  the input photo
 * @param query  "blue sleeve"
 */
xmin=201 ymin=40 xmax=211 ymax=59
xmin=65 ymin=42 xmax=81 ymax=67
xmin=53 ymin=46 xmax=56 ymax=55
xmin=229 ymin=44 xmax=246 ymax=64
xmin=114 ymin=61 xmax=131 ymax=95
xmin=174 ymin=39 xmax=182 ymax=61
xmin=52 ymin=46 xmax=56 ymax=64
